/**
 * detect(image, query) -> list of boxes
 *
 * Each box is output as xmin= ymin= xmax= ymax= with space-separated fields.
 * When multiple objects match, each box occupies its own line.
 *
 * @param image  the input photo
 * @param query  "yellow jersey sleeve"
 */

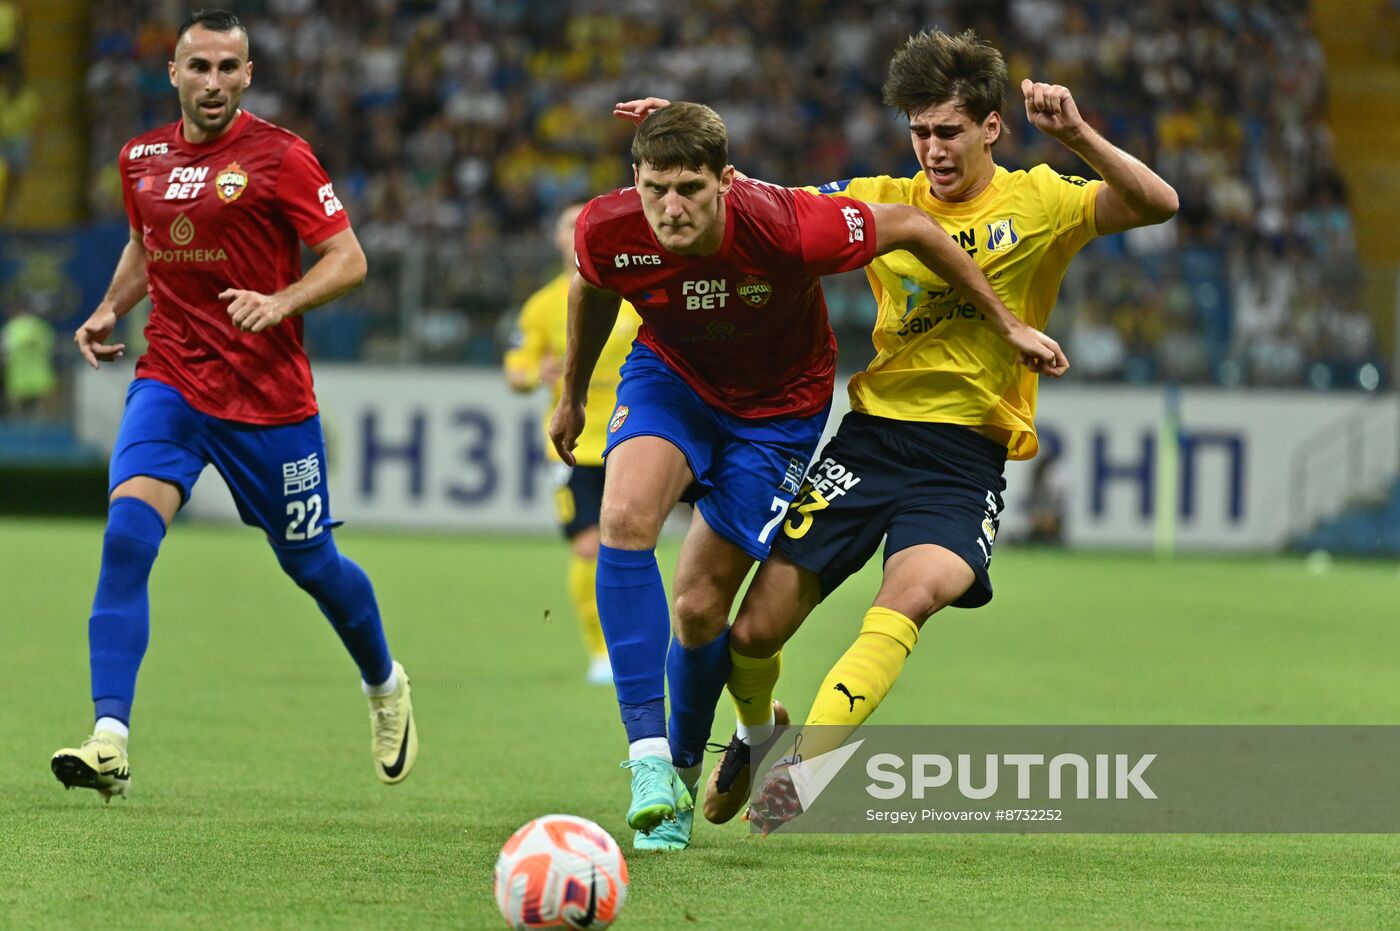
xmin=843 ymin=165 xmax=1101 ymax=460
xmin=503 ymin=274 xmax=568 ymax=387
xmin=1026 ymin=163 xmax=1101 ymax=241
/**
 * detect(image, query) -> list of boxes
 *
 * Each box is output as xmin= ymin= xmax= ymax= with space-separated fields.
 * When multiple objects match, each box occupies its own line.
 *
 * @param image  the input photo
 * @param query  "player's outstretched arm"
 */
xmin=549 ymin=273 xmax=622 ymax=466
xmin=1021 ymin=78 xmax=1178 ymax=235
xmin=221 ymin=227 xmax=368 ymax=334
xmin=867 ymin=202 xmax=1069 ymax=376
xmin=75 ymin=227 xmax=148 ymax=369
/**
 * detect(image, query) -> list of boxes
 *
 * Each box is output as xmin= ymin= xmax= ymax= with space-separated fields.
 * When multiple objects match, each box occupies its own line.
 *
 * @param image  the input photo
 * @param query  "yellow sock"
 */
xmin=567 ymin=554 xmax=607 ymax=660
xmin=799 ymin=608 xmax=919 ymax=757
xmin=727 ymin=648 xmax=782 ymax=727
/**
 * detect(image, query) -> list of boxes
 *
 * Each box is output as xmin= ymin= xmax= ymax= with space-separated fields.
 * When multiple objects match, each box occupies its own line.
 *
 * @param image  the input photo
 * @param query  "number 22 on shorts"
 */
xmin=286 ymin=493 xmax=324 ymax=541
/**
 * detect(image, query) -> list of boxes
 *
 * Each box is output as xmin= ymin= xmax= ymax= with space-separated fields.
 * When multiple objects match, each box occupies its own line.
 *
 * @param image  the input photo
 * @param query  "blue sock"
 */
xmin=275 ymin=535 xmax=393 ymax=687
xmin=90 ymin=497 xmax=167 ymax=726
xmin=666 ymin=627 xmax=733 ymax=769
xmin=596 ymin=544 xmax=670 ymax=745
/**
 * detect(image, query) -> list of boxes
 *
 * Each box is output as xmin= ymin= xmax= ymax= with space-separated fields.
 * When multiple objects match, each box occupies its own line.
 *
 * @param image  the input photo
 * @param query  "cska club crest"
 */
xmin=737 ymin=275 xmax=773 ymax=307
xmin=216 ymin=162 xmax=249 ymax=203
xmin=609 ymin=405 xmax=630 ymax=434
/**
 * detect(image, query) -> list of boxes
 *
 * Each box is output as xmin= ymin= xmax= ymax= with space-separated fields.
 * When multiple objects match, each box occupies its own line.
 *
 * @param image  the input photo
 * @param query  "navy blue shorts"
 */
xmin=109 ymin=378 xmax=339 ymax=548
xmin=603 ymin=344 xmax=829 ymax=562
xmin=773 ymin=411 xmax=1007 ymax=608
xmin=554 ymin=463 xmax=605 ymax=540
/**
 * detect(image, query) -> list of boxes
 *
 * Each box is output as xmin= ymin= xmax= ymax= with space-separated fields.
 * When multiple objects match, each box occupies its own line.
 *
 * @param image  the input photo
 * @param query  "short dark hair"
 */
xmin=177 ymin=10 xmax=244 ymax=41
xmin=631 ymin=102 xmax=728 ymax=178
xmin=882 ymin=29 xmax=1008 ymax=125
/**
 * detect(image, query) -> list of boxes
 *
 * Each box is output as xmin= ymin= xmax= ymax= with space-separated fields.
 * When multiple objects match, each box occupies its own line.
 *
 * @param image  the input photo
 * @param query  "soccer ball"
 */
xmin=493 ymin=814 xmax=628 ymax=929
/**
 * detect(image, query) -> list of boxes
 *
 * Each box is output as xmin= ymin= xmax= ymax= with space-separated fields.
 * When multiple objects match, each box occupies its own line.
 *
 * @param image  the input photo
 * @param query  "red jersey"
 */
xmin=574 ymin=179 xmax=877 ymax=419
xmin=120 ymin=110 xmax=350 ymax=424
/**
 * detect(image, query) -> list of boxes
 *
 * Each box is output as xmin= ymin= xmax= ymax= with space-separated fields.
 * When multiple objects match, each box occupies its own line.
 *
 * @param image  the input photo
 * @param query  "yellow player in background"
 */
xmin=505 ymin=203 xmax=643 ymax=684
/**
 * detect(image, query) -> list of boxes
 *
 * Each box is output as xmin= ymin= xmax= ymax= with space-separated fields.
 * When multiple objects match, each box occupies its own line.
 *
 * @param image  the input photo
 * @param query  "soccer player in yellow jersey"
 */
xmin=615 ymin=26 xmax=1178 ymax=828
xmin=505 ymin=204 xmax=643 ymax=685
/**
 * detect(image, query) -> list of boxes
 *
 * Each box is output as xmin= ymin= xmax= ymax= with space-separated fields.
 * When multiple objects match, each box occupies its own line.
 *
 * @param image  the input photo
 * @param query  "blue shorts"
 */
xmin=109 ymin=378 xmax=339 ymax=548
xmin=603 ymin=344 xmax=829 ymax=561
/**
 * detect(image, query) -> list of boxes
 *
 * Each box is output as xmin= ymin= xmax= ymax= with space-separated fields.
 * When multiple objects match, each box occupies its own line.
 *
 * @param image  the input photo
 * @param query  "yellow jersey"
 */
xmin=503 ymin=271 xmax=642 ymax=465
xmin=818 ymin=164 xmax=1100 ymax=460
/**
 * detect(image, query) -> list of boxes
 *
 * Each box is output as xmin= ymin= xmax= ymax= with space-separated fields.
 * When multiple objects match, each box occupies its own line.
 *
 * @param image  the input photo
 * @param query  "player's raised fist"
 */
xmin=1021 ymin=78 xmax=1084 ymax=141
xmin=220 ymin=288 xmax=288 ymax=334
xmin=613 ymin=97 xmax=671 ymax=125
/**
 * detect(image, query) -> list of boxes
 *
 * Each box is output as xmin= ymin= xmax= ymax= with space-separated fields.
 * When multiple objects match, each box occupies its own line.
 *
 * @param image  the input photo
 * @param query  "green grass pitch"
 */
xmin=2 ymin=517 xmax=1398 ymax=929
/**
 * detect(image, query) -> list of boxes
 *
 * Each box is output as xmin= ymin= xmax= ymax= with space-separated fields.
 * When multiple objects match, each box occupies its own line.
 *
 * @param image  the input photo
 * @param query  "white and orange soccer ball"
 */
xmin=493 ymin=815 xmax=628 ymax=930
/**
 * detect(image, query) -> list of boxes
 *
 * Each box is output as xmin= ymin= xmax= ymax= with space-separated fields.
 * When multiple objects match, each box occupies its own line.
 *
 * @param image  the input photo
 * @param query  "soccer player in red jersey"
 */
xmin=50 ymin=10 xmax=415 ymax=801
xmin=549 ymin=101 xmax=1065 ymax=849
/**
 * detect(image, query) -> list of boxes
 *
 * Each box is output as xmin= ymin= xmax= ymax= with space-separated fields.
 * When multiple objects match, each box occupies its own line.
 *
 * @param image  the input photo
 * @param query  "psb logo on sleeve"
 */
xmin=985 ymin=218 xmax=1019 ymax=254
xmin=129 ymin=143 xmax=169 ymax=159
xmin=282 ymin=453 xmax=322 ymax=496
xmin=614 ymin=253 xmax=661 ymax=268
xmin=609 ymin=405 xmax=630 ymax=433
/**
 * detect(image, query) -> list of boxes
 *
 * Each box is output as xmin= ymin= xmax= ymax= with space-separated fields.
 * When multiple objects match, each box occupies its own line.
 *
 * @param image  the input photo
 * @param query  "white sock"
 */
xmin=737 ymin=710 xmax=776 ymax=747
xmin=95 ymin=718 xmax=129 ymax=743
xmin=678 ymin=764 xmax=701 ymax=797
xmin=362 ymin=668 xmax=398 ymax=697
xmin=628 ymin=738 xmax=671 ymax=761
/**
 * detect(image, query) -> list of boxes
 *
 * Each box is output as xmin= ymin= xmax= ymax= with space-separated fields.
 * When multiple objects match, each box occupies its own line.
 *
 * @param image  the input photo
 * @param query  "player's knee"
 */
xmin=571 ymin=527 xmax=601 ymax=560
xmin=729 ymin=617 xmax=784 ymax=659
xmin=874 ymin=584 xmax=949 ymax=626
xmin=672 ymin=586 xmax=729 ymax=646
xmin=100 ymin=497 xmax=167 ymax=573
xmin=274 ymin=536 xmax=340 ymax=594
xmin=598 ymin=497 xmax=663 ymax=549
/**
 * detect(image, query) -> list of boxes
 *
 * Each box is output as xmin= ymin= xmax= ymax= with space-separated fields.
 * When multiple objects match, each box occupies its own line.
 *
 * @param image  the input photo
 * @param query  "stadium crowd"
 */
xmin=81 ymin=0 xmax=1383 ymax=387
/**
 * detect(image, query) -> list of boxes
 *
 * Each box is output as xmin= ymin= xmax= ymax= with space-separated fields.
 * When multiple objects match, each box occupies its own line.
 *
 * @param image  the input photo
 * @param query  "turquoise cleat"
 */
xmin=621 ymin=756 xmax=694 ymax=835
xmin=634 ymin=803 xmax=693 ymax=851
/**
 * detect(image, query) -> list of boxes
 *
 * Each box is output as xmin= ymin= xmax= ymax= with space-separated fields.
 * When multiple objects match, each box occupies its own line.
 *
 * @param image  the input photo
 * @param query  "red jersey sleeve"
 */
xmin=573 ymin=200 xmax=604 ymax=289
xmin=120 ymin=148 xmax=142 ymax=232
xmin=792 ymin=190 xmax=878 ymax=275
xmin=274 ymin=139 xmax=351 ymax=246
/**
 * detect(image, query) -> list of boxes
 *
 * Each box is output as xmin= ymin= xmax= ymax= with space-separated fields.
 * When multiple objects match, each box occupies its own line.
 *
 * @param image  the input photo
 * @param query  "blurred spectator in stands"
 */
xmin=1068 ymin=303 xmax=1127 ymax=382
xmin=0 ymin=57 xmax=38 ymax=218
xmin=0 ymin=0 xmax=20 ymax=73
xmin=1 ymin=299 xmax=57 ymax=420
xmin=1379 ymin=0 xmax=1400 ymax=58
xmin=80 ymin=0 xmax=1379 ymax=382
